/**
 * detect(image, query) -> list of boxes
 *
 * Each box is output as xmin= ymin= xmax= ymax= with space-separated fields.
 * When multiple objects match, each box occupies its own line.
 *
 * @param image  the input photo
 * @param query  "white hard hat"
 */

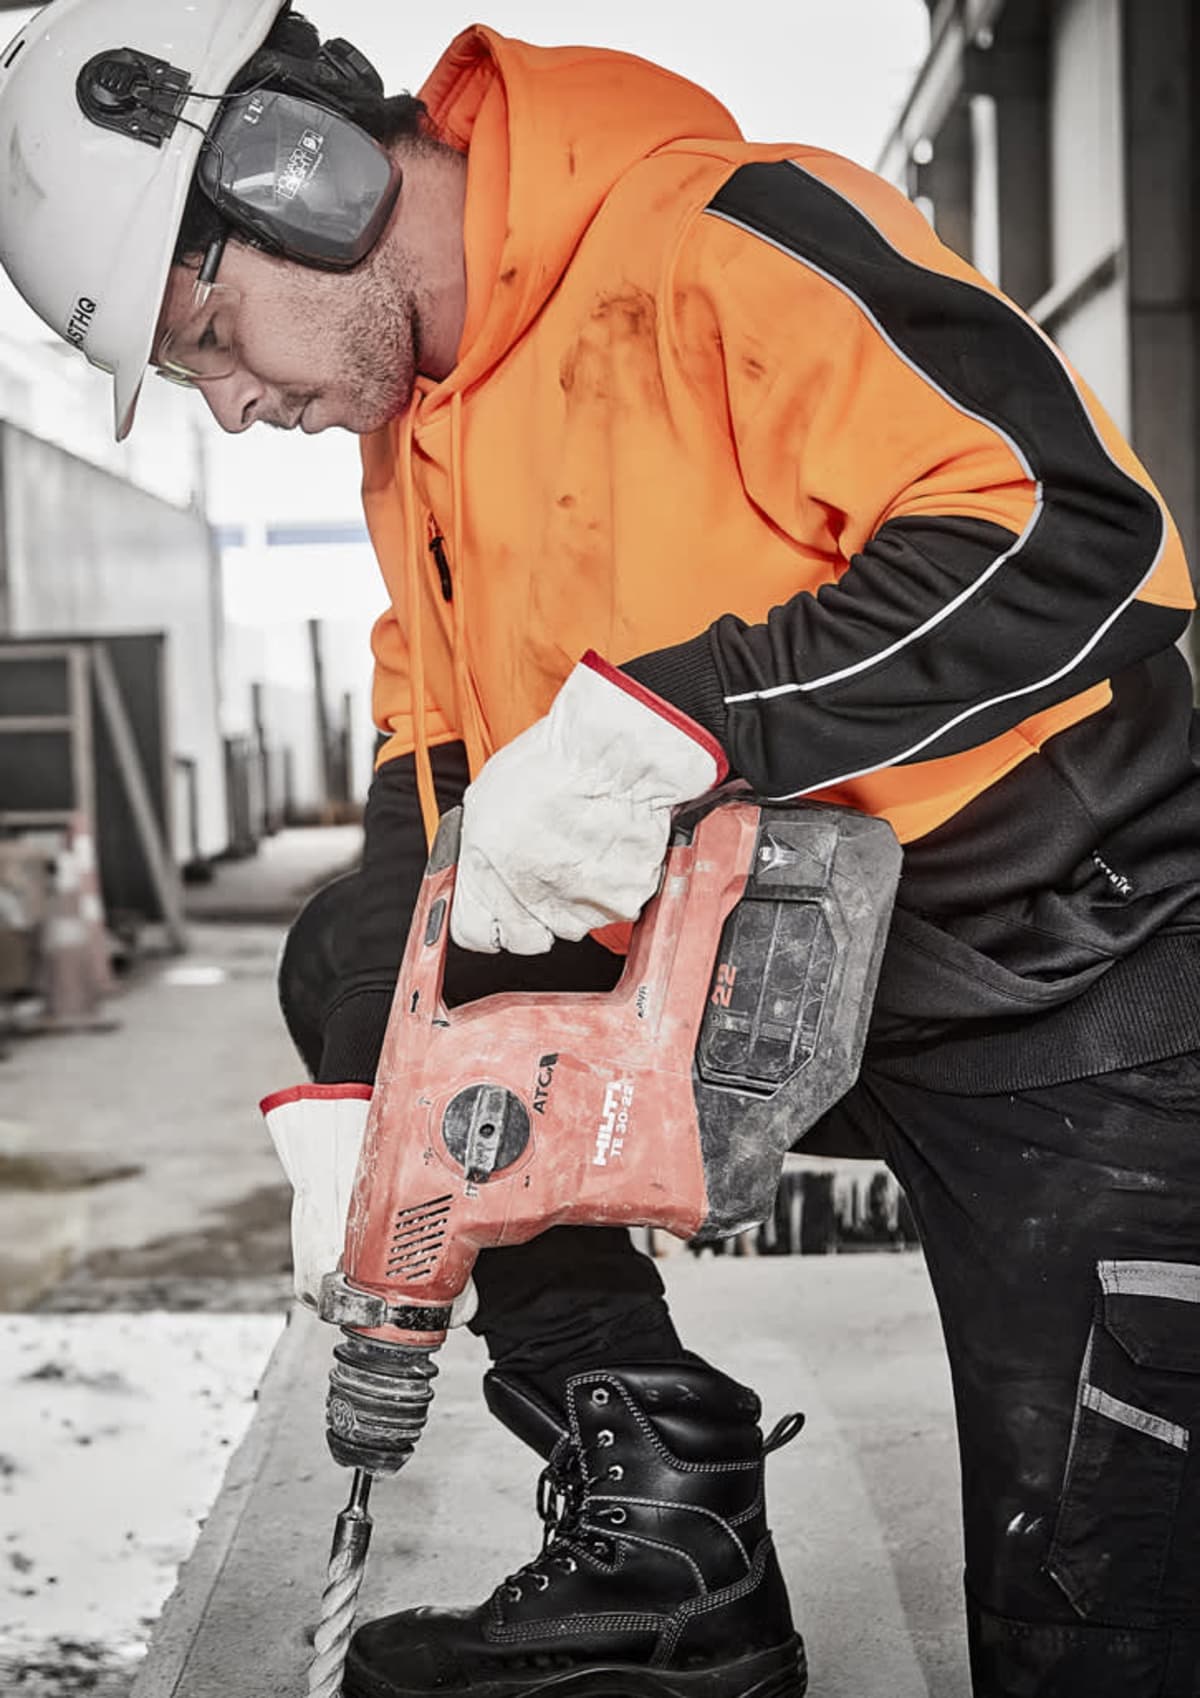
xmin=0 ymin=0 xmax=287 ymax=439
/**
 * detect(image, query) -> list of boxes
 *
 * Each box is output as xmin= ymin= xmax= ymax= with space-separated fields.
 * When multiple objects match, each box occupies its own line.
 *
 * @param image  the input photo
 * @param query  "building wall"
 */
xmin=0 ymin=425 xmax=228 ymax=860
xmin=878 ymin=0 xmax=1200 ymax=601
xmin=1045 ymin=0 xmax=1129 ymax=432
xmin=0 ymin=275 xmax=209 ymax=513
xmin=1122 ymin=0 xmax=1199 ymax=588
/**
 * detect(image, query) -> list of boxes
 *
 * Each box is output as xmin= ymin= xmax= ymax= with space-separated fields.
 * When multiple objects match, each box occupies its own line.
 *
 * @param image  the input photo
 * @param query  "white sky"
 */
xmin=303 ymin=2 xmax=929 ymax=169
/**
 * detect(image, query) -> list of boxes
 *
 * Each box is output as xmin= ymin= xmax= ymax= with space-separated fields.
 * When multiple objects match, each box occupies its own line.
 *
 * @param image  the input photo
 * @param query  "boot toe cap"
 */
xmin=344 ymin=1607 xmax=478 ymax=1698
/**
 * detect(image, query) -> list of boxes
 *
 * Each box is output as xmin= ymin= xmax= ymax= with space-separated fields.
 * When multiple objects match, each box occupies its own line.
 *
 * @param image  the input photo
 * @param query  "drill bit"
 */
xmin=307 ymin=1469 xmax=374 ymax=1698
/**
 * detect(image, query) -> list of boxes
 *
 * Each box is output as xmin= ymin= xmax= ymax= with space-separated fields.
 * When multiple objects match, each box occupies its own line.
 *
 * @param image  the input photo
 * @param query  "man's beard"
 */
xmin=340 ymin=254 xmax=423 ymax=432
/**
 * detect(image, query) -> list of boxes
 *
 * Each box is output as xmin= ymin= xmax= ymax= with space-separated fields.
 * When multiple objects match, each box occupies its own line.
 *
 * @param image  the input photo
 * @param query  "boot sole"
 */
xmin=344 ymin=1635 xmax=807 ymax=1698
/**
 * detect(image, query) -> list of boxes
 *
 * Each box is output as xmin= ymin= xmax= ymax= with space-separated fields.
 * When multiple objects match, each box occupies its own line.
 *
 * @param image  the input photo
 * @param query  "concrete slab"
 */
xmin=0 ymin=1312 xmax=283 ymax=1697
xmin=184 ymin=827 xmax=361 ymax=925
xmin=132 ymin=1254 xmax=970 ymax=1698
xmin=1 ymin=921 xmax=299 ymax=1308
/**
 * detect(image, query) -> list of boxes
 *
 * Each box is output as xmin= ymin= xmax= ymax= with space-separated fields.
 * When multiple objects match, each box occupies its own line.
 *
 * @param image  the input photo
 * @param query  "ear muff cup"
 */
xmin=196 ymin=87 xmax=401 ymax=268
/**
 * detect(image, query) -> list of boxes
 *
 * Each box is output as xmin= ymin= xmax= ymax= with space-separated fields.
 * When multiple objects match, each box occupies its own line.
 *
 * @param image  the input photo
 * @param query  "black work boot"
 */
xmin=344 ymin=1360 xmax=807 ymax=1698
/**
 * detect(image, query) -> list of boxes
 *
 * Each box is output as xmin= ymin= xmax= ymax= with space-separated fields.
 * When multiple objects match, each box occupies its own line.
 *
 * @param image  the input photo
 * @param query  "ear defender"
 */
xmin=196 ymin=88 xmax=402 ymax=269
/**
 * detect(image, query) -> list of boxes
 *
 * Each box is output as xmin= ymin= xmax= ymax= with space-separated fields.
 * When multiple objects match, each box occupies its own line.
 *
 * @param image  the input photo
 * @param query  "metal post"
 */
xmin=91 ymin=642 xmax=188 ymax=952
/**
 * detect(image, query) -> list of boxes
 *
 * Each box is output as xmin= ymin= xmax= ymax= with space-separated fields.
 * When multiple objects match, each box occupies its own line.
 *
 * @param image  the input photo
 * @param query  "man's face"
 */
xmin=153 ymin=239 xmax=421 ymax=436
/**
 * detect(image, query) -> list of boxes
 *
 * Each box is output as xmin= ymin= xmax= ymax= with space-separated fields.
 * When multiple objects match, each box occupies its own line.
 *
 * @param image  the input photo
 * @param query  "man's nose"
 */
xmin=199 ymin=368 xmax=267 ymax=434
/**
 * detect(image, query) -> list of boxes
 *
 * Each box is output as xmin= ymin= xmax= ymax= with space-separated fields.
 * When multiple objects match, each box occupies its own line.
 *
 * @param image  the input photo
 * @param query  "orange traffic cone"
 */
xmin=40 ymin=824 xmax=112 ymax=1027
xmin=68 ymin=813 xmax=114 ymax=997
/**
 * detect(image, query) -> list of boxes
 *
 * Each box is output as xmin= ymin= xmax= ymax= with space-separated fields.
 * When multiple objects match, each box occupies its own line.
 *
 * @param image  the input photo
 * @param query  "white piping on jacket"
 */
xmin=704 ymin=161 xmax=1168 ymax=790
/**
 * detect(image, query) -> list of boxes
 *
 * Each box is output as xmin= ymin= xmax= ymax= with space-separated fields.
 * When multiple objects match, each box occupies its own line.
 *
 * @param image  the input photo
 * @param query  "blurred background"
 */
xmin=0 ymin=2 xmax=1195 ymax=1694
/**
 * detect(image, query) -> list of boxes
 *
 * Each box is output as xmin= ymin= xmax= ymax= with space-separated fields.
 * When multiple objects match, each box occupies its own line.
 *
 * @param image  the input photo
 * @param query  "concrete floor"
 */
xmin=132 ymin=1261 xmax=968 ymax=1698
xmin=0 ymin=1311 xmax=282 ymax=1693
xmin=0 ymin=828 xmax=358 ymax=1693
xmin=0 ymin=825 xmax=973 ymax=1696
xmin=1 ymin=826 xmax=362 ymax=1313
xmin=182 ymin=826 xmax=361 ymax=926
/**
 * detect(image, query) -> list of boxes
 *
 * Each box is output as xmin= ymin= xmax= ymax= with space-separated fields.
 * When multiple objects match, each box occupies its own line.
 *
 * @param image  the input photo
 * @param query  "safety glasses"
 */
xmin=155 ymin=279 xmax=242 ymax=385
xmin=153 ymin=231 xmax=240 ymax=387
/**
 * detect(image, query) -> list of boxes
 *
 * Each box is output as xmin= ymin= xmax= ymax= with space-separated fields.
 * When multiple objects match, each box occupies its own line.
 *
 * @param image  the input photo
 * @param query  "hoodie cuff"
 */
xmin=620 ymin=630 xmax=729 ymax=751
xmin=318 ymin=988 xmax=393 ymax=1085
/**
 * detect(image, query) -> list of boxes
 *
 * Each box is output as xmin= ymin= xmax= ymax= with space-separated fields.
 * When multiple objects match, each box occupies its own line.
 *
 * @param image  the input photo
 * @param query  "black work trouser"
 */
xmin=827 ymin=1059 xmax=1200 ymax=1697
xmin=281 ymin=880 xmax=1200 ymax=1695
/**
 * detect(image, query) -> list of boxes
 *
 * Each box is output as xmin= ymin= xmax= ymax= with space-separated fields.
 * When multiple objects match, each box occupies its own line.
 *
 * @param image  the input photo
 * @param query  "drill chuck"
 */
xmin=326 ymin=1330 xmax=439 ymax=1475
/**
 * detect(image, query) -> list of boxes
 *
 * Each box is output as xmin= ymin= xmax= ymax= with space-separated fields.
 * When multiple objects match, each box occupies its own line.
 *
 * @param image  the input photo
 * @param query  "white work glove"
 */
xmin=451 ymin=651 xmax=726 ymax=955
xmin=261 ymin=1084 xmax=478 ymax=1325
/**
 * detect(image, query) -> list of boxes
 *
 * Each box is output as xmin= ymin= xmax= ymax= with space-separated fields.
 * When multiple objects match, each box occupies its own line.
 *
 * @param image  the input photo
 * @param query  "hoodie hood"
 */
xmin=418 ymin=27 xmax=743 ymax=396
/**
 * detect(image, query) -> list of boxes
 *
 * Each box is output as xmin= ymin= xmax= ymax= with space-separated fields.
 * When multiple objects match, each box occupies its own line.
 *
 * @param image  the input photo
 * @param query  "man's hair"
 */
xmin=173 ymin=7 xmax=427 ymax=264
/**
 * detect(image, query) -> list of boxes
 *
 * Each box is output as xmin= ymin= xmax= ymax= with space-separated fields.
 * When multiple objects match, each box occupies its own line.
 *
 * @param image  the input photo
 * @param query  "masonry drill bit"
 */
xmin=307 ymin=1469 xmax=374 ymax=1698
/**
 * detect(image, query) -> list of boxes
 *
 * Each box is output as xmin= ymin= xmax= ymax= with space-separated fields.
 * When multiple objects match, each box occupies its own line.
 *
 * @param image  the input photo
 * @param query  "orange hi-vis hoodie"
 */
xmin=357 ymin=29 xmax=1200 ymax=1085
xmin=362 ymin=28 xmax=1192 ymax=855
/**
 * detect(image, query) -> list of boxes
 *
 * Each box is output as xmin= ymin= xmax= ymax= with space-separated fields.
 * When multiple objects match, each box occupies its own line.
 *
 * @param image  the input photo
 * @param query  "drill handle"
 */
xmin=392 ymin=806 xmax=463 ymax=1033
xmin=404 ymin=799 xmax=761 ymax=1049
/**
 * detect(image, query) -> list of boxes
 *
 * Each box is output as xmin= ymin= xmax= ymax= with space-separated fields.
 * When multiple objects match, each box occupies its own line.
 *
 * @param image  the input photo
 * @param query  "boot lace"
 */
xmin=494 ymin=1409 xmax=807 ymax=1604
xmin=497 ymin=1435 xmax=612 ymax=1603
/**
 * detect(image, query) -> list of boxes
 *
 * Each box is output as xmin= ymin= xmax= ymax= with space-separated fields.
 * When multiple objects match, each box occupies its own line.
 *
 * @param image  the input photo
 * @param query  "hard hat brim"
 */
xmin=111 ymin=0 xmax=287 ymax=438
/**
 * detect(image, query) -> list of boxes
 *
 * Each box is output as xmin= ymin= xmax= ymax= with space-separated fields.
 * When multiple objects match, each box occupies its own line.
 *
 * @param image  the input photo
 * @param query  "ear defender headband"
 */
xmin=77 ymin=34 xmax=404 ymax=271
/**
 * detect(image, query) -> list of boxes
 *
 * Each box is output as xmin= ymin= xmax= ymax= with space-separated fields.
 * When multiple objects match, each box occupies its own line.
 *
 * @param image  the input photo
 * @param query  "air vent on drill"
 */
xmin=387 ymin=1194 xmax=452 ymax=1281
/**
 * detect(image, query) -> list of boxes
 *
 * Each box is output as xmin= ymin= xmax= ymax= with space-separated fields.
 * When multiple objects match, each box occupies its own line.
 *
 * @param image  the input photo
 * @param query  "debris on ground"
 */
xmin=0 ymin=1313 xmax=284 ymax=1694
xmin=1 ymin=1637 xmax=144 ymax=1696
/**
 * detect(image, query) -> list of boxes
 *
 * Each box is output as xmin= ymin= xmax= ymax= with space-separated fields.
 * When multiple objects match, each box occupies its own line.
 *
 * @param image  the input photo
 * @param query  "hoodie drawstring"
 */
xmin=402 ymin=394 xmax=491 ymax=850
xmin=400 ymin=407 xmax=440 ymax=848
xmin=449 ymin=392 xmax=489 ymax=782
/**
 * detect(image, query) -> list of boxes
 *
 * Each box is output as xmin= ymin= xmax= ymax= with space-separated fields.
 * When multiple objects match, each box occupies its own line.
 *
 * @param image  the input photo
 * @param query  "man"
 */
xmin=3 ymin=3 xmax=1199 ymax=1694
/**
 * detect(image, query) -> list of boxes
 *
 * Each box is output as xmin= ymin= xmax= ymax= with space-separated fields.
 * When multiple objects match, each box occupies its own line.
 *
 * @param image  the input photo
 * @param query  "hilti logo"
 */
xmin=710 ymin=962 xmax=738 ymax=1009
xmin=532 ymin=1053 xmax=559 ymax=1116
xmin=593 ymin=1079 xmax=634 ymax=1166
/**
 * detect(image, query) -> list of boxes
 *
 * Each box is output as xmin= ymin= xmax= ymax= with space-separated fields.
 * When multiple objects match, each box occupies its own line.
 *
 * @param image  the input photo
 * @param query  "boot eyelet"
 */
xmin=591 ymin=1387 xmax=610 ymax=1405
xmin=503 ymin=1583 xmax=522 ymax=1601
xmin=596 ymin=1429 xmax=614 ymax=1447
xmin=608 ymin=1464 xmax=624 ymax=1481
xmin=605 ymin=1507 xmax=627 ymax=1526
xmin=533 ymin=1573 xmax=550 ymax=1592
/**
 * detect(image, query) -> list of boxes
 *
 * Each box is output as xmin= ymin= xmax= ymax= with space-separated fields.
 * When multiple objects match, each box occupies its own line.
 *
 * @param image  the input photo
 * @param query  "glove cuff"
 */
xmin=580 ymin=650 xmax=729 ymax=783
xmin=260 ymin=1082 xmax=373 ymax=1115
xmin=261 ymin=1085 xmax=372 ymax=1310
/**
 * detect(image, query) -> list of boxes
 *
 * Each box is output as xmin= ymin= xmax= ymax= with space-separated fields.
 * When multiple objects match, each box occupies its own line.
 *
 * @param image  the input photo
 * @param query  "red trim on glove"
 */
xmin=260 ymin=1083 xmax=373 ymax=1117
xmin=580 ymin=650 xmax=729 ymax=782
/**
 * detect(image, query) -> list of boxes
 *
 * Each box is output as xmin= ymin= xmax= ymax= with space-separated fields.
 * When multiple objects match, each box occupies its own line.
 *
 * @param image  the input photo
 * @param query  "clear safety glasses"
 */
xmin=154 ymin=277 xmax=242 ymax=387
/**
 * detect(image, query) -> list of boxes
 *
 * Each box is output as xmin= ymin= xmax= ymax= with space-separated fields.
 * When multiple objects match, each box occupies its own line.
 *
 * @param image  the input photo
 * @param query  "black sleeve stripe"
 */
xmin=767 ymin=601 xmax=1187 ymax=803
xmin=726 ymin=502 xmax=1040 ymax=703
xmin=704 ymin=162 xmax=1167 ymax=729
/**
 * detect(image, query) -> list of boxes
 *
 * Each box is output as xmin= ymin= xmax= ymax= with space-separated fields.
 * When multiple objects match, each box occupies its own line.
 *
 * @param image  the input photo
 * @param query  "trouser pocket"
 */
xmin=1048 ymin=1259 xmax=1200 ymax=1626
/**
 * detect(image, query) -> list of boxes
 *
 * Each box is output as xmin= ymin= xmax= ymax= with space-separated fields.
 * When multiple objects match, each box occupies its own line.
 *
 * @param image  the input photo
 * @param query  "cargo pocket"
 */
xmin=1047 ymin=1260 xmax=1200 ymax=1626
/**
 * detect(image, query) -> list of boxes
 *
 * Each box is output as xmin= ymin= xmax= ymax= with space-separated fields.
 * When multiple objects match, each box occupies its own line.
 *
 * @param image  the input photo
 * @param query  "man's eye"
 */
xmin=198 ymin=316 xmax=218 ymax=352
